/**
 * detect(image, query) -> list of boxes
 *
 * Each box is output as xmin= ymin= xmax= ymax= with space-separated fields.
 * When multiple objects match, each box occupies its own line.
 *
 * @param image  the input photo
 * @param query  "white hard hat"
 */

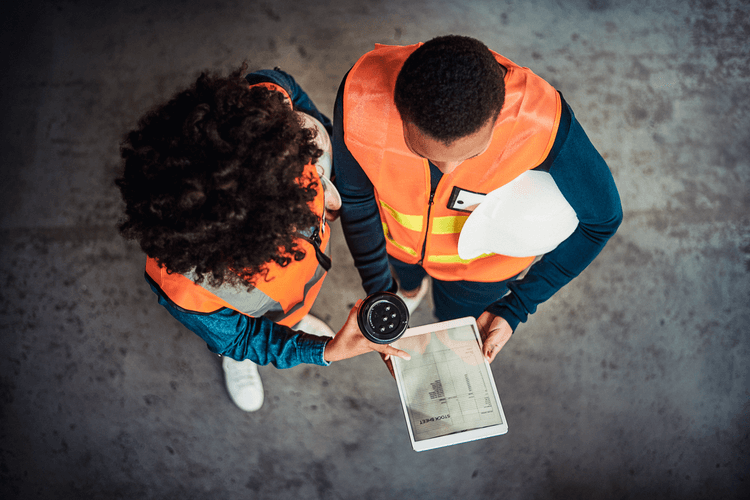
xmin=457 ymin=170 xmax=579 ymax=259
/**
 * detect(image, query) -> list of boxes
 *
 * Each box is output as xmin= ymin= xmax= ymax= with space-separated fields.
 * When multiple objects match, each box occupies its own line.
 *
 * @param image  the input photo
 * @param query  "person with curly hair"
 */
xmin=333 ymin=35 xmax=622 ymax=370
xmin=117 ymin=66 xmax=409 ymax=412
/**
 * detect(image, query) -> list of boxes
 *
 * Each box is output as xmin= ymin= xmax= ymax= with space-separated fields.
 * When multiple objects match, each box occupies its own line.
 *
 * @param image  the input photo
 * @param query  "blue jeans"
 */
xmin=388 ymin=257 xmax=519 ymax=322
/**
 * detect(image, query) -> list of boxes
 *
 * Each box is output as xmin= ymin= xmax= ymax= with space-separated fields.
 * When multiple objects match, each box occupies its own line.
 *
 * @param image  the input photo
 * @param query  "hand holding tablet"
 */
xmin=476 ymin=311 xmax=514 ymax=362
xmin=390 ymin=317 xmax=509 ymax=452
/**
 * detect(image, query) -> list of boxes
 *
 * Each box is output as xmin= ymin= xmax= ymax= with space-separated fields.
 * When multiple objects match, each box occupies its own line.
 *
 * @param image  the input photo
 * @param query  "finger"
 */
xmin=476 ymin=313 xmax=491 ymax=334
xmin=379 ymin=345 xmax=411 ymax=361
xmin=344 ymin=300 xmax=362 ymax=323
xmin=483 ymin=341 xmax=497 ymax=361
xmin=478 ymin=323 xmax=492 ymax=342
xmin=487 ymin=349 xmax=498 ymax=363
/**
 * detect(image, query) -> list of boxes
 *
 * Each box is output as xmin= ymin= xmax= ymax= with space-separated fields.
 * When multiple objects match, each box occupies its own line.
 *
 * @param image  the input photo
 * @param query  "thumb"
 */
xmin=483 ymin=342 xmax=497 ymax=361
xmin=344 ymin=299 xmax=363 ymax=325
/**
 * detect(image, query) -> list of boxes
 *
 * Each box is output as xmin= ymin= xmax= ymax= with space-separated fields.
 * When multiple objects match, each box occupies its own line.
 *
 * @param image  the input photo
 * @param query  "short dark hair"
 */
xmin=116 ymin=65 xmax=321 ymax=288
xmin=394 ymin=35 xmax=505 ymax=144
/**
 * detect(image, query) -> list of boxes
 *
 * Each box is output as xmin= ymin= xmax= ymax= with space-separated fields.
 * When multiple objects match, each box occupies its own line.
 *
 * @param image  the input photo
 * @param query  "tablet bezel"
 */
xmin=391 ymin=316 xmax=509 ymax=452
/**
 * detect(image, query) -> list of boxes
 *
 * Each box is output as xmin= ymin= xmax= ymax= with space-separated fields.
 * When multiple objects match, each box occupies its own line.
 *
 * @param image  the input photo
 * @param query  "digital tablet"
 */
xmin=391 ymin=316 xmax=508 ymax=452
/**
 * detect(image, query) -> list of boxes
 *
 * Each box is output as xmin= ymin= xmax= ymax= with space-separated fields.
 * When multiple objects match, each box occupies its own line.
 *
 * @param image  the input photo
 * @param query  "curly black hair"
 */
xmin=116 ymin=65 xmax=322 ymax=288
xmin=394 ymin=35 xmax=506 ymax=144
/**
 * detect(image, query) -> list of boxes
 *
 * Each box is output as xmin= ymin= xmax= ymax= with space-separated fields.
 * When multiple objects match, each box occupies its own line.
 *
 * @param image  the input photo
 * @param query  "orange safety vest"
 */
xmin=146 ymin=82 xmax=329 ymax=327
xmin=343 ymin=43 xmax=562 ymax=282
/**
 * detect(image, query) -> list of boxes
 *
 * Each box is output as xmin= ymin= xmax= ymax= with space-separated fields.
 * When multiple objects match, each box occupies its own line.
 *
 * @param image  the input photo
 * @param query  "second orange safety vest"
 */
xmin=343 ymin=43 xmax=562 ymax=282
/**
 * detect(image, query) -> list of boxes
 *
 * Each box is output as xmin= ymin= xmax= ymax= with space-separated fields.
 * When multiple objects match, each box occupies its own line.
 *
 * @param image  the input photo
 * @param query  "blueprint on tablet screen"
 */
xmin=392 ymin=325 xmax=503 ymax=441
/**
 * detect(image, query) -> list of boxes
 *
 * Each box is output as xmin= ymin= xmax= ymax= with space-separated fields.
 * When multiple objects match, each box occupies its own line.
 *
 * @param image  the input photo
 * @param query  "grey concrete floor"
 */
xmin=1 ymin=0 xmax=748 ymax=498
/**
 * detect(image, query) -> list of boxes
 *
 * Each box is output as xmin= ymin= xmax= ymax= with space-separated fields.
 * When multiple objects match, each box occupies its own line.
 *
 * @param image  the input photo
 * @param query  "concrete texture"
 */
xmin=1 ymin=0 xmax=748 ymax=498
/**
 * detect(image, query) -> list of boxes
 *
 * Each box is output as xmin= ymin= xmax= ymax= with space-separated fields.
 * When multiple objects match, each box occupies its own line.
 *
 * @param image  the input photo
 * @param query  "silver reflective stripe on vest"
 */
xmin=183 ymin=240 xmax=330 ymax=323
xmin=182 ymin=269 xmax=282 ymax=317
xmin=262 ymin=260 xmax=327 ymax=324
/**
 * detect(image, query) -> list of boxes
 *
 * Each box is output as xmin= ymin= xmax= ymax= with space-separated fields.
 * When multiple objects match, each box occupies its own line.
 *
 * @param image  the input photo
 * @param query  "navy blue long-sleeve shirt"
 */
xmin=332 ymin=74 xmax=623 ymax=331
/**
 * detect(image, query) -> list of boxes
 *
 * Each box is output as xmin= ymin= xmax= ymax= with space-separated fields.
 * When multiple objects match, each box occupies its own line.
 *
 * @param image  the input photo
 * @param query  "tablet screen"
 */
xmin=391 ymin=317 xmax=508 ymax=451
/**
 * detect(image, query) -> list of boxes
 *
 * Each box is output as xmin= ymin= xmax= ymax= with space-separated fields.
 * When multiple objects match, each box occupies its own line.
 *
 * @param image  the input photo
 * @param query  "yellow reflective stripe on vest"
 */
xmin=431 ymin=215 xmax=469 ymax=235
xmin=427 ymin=252 xmax=494 ymax=264
xmin=382 ymin=223 xmax=419 ymax=256
xmin=380 ymin=200 xmax=468 ymax=235
xmin=379 ymin=199 xmax=423 ymax=232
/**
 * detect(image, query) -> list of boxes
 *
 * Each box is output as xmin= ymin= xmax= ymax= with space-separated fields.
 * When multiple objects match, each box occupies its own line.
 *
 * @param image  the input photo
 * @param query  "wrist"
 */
xmin=323 ymin=338 xmax=334 ymax=363
xmin=318 ymin=338 xmax=333 ymax=365
xmin=484 ymin=305 xmax=522 ymax=332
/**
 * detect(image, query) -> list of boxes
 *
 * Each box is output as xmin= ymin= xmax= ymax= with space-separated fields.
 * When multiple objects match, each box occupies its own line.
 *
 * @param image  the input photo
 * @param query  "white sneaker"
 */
xmin=222 ymin=357 xmax=264 ymax=412
xmin=294 ymin=314 xmax=336 ymax=337
xmin=396 ymin=276 xmax=430 ymax=315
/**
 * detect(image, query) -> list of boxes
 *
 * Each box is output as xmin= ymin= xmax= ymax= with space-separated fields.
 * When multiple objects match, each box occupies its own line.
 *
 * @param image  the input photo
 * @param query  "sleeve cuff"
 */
xmin=295 ymin=334 xmax=332 ymax=366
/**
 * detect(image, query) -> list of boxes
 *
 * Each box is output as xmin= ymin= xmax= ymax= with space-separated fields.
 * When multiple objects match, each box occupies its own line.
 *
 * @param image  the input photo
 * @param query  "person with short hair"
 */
xmin=333 ymin=35 xmax=622 ymax=366
xmin=116 ymin=66 xmax=409 ymax=411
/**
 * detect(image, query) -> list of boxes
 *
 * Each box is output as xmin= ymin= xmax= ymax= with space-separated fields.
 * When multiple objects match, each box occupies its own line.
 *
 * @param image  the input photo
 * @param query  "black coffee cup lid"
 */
xmin=357 ymin=292 xmax=409 ymax=344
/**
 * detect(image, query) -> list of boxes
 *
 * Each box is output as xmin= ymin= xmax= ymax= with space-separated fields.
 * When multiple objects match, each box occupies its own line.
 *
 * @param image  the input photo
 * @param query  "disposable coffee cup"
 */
xmin=357 ymin=292 xmax=409 ymax=344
